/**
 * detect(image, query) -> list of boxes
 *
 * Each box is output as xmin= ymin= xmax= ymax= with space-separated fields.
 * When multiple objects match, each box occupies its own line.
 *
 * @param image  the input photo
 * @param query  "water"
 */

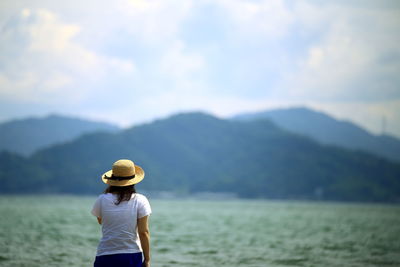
xmin=0 ymin=196 xmax=399 ymax=267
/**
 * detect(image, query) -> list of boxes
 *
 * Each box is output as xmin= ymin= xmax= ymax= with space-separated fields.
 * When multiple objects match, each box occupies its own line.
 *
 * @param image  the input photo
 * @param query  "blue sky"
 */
xmin=0 ymin=0 xmax=399 ymax=137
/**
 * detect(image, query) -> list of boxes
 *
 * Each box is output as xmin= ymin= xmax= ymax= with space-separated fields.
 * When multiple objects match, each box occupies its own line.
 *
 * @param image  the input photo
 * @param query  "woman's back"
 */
xmin=92 ymin=159 xmax=151 ymax=267
xmin=92 ymin=193 xmax=151 ymax=256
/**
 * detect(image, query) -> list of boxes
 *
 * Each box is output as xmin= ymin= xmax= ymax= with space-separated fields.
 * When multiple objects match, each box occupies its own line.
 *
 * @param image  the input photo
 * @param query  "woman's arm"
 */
xmin=138 ymin=215 xmax=150 ymax=266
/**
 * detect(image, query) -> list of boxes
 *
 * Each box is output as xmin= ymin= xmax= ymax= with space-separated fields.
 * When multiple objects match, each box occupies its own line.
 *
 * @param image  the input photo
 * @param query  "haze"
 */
xmin=0 ymin=0 xmax=399 ymax=137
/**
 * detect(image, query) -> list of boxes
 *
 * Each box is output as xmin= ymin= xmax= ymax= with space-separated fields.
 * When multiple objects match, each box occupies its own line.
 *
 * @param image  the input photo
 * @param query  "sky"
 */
xmin=0 ymin=0 xmax=399 ymax=137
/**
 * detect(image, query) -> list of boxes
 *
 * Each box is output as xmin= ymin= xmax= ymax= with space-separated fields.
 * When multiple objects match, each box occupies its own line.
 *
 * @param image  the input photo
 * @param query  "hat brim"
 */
xmin=101 ymin=165 xmax=145 ymax=186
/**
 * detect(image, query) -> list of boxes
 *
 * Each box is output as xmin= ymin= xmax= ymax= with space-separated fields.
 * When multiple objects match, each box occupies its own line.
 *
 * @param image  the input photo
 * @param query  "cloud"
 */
xmin=112 ymin=0 xmax=193 ymax=43
xmin=285 ymin=2 xmax=400 ymax=102
xmin=216 ymin=0 xmax=293 ymax=39
xmin=0 ymin=0 xmax=399 ymax=137
xmin=158 ymin=40 xmax=205 ymax=88
xmin=0 ymin=8 xmax=135 ymax=104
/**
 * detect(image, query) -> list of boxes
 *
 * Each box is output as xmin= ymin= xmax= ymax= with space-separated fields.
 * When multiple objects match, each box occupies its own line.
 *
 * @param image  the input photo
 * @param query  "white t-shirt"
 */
xmin=91 ymin=193 xmax=152 ymax=256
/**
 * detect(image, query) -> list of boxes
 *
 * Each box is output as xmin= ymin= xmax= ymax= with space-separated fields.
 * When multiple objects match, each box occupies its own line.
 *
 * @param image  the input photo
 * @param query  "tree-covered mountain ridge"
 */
xmin=0 ymin=114 xmax=120 ymax=156
xmin=1 ymin=112 xmax=399 ymax=202
xmin=234 ymin=107 xmax=400 ymax=162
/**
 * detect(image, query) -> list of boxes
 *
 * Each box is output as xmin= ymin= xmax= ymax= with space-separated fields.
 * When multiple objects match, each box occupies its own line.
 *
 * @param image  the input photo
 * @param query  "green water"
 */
xmin=0 ymin=196 xmax=399 ymax=267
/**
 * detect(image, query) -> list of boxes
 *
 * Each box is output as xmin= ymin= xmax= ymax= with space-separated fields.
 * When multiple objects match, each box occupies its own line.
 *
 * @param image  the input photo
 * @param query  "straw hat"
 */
xmin=102 ymin=159 xmax=145 ymax=186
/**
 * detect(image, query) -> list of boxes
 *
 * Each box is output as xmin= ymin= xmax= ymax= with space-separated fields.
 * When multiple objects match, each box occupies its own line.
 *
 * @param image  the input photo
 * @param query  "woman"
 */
xmin=91 ymin=159 xmax=151 ymax=267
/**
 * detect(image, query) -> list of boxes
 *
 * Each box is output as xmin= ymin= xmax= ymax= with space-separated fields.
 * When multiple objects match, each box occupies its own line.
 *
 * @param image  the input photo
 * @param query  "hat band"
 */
xmin=106 ymin=174 xmax=136 ymax=181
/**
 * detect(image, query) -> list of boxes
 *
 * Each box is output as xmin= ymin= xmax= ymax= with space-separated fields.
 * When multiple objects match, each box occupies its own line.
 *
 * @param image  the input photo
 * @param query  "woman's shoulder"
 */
xmin=133 ymin=193 xmax=150 ymax=202
xmin=133 ymin=193 xmax=147 ymax=199
xmin=97 ymin=193 xmax=113 ymax=200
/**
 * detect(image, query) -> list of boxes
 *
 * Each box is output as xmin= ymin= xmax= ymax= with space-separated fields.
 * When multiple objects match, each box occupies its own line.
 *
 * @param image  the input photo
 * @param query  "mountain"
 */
xmin=0 ymin=114 xmax=120 ymax=156
xmin=1 ymin=112 xmax=399 ymax=202
xmin=234 ymin=107 xmax=400 ymax=162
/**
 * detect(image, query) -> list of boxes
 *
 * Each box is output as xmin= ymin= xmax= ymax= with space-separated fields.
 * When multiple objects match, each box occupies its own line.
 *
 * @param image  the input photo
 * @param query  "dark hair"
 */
xmin=104 ymin=184 xmax=136 ymax=205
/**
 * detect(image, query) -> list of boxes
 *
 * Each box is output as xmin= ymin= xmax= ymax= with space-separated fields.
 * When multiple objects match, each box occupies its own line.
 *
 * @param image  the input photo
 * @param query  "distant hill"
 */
xmin=1 ymin=112 xmax=399 ymax=202
xmin=0 ymin=114 xmax=120 ymax=156
xmin=234 ymin=107 xmax=400 ymax=162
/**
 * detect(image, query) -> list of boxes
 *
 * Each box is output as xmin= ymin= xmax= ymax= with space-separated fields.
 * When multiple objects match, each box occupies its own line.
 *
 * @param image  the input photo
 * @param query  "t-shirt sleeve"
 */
xmin=137 ymin=195 xmax=152 ymax=218
xmin=91 ymin=195 xmax=102 ymax=217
